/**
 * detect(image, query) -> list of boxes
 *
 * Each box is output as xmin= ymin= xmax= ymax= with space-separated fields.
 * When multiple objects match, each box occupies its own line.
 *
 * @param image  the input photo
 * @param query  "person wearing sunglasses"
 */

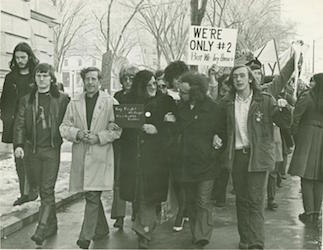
xmin=111 ymin=65 xmax=139 ymax=230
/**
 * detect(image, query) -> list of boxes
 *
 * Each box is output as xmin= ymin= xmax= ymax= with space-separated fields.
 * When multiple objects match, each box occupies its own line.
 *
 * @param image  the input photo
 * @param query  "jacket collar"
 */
xmin=73 ymin=90 xmax=108 ymax=130
xmin=223 ymin=89 xmax=263 ymax=104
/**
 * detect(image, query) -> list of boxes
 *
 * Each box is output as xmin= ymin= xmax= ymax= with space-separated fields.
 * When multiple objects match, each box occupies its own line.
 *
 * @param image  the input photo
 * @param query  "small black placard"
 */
xmin=113 ymin=104 xmax=145 ymax=128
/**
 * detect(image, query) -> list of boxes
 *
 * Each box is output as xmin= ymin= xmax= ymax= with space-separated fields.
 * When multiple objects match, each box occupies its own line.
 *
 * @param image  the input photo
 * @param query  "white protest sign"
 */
xmin=187 ymin=25 xmax=238 ymax=67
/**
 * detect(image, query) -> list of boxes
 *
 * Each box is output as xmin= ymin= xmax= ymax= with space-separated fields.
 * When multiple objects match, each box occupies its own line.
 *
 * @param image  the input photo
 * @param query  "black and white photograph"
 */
xmin=0 ymin=0 xmax=322 ymax=249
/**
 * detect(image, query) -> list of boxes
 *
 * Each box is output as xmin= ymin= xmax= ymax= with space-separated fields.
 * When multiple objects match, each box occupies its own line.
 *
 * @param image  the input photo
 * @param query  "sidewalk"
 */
xmin=0 ymin=141 xmax=82 ymax=239
xmin=1 ymin=174 xmax=321 ymax=249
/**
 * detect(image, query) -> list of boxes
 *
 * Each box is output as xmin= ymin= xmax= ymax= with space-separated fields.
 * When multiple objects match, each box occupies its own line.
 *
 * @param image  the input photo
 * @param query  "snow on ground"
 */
xmin=0 ymin=143 xmax=72 ymax=217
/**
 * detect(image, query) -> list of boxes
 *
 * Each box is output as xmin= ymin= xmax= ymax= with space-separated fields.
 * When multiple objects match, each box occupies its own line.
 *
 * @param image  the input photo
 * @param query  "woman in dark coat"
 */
xmin=288 ymin=73 xmax=323 ymax=225
xmin=118 ymin=70 xmax=176 ymax=248
xmin=174 ymin=72 xmax=225 ymax=247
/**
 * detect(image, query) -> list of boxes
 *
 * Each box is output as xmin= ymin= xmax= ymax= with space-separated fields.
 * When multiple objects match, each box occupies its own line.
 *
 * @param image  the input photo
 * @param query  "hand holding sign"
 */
xmin=142 ymin=124 xmax=158 ymax=134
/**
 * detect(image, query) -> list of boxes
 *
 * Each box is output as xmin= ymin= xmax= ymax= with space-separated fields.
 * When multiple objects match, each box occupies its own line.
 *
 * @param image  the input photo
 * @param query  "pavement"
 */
xmin=0 ymin=141 xmax=80 ymax=239
xmin=1 ymin=173 xmax=322 ymax=249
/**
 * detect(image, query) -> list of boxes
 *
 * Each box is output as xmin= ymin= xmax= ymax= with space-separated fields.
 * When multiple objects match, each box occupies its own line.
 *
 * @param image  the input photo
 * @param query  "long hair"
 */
xmin=180 ymin=72 xmax=209 ymax=103
xmin=29 ymin=63 xmax=60 ymax=103
xmin=130 ymin=70 xmax=155 ymax=103
xmin=9 ymin=42 xmax=39 ymax=72
xmin=227 ymin=65 xmax=261 ymax=95
xmin=310 ymin=73 xmax=323 ymax=112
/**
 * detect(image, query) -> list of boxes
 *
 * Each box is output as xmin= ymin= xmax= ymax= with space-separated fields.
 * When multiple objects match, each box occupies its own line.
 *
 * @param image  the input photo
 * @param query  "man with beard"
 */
xmin=0 ymin=42 xmax=39 ymax=206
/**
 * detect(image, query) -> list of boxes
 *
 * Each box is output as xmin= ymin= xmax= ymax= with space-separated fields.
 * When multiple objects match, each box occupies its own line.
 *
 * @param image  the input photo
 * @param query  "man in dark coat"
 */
xmin=14 ymin=63 xmax=70 ymax=246
xmin=218 ymin=65 xmax=292 ymax=249
xmin=0 ymin=42 xmax=39 ymax=206
xmin=175 ymin=72 xmax=225 ymax=248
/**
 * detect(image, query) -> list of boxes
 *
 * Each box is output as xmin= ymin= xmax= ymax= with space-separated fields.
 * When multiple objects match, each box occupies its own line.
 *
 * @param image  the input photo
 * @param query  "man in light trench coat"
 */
xmin=60 ymin=67 xmax=121 ymax=249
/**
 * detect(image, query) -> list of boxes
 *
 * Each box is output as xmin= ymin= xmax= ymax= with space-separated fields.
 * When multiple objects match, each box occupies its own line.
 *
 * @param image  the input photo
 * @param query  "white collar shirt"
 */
xmin=234 ymin=91 xmax=253 ymax=149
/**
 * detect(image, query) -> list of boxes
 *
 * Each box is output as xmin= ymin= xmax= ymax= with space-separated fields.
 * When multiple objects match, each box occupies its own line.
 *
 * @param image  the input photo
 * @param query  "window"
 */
xmin=62 ymin=72 xmax=70 ymax=87
xmin=78 ymin=59 xmax=82 ymax=66
xmin=64 ymin=59 xmax=68 ymax=67
xmin=92 ymin=59 xmax=96 ymax=66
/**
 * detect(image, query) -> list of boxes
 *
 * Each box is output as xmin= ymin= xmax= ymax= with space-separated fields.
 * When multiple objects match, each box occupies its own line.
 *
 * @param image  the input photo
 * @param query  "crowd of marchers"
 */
xmin=0 ymin=41 xmax=322 ymax=250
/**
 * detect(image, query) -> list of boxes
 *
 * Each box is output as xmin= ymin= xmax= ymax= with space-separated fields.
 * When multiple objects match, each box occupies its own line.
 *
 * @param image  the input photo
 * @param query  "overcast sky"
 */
xmin=281 ymin=0 xmax=323 ymax=72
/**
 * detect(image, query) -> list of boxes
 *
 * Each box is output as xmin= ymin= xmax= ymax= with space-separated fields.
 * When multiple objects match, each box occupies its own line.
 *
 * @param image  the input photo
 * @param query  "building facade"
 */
xmin=0 ymin=0 xmax=59 ymax=90
xmin=0 ymin=0 xmax=58 ymax=151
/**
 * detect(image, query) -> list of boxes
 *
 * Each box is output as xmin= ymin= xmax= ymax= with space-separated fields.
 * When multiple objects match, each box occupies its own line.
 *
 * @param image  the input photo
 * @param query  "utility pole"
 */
xmin=312 ymin=39 xmax=315 ymax=73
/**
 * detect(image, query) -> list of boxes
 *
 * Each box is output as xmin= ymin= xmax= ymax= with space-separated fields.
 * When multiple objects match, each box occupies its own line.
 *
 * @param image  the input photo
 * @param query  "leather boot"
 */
xmin=31 ymin=205 xmax=51 ymax=245
xmin=45 ymin=205 xmax=58 ymax=239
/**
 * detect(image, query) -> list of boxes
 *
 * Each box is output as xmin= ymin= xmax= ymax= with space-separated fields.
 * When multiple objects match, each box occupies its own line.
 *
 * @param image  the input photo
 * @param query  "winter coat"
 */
xmin=0 ymin=71 xmax=34 ymax=143
xmin=220 ymin=90 xmax=292 ymax=172
xmin=14 ymin=91 xmax=70 ymax=152
xmin=119 ymin=93 xmax=176 ymax=203
xmin=288 ymin=92 xmax=323 ymax=180
xmin=59 ymin=91 xmax=121 ymax=192
xmin=173 ymin=97 xmax=225 ymax=182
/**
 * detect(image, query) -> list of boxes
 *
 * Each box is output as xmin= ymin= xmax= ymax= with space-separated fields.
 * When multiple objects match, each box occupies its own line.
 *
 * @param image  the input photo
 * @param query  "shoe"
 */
xmin=195 ymin=239 xmax=209 ymax=248
xmin=239 ymin=242 xmax=248 ymax=249
xmin=173 ymin=215 xmax=184 ymax=232
xmin=31 ymin=225 xmax=46 ymax=245
xmin=267 ymin=201 xmax=278 ymax=210
xmin=248 ymin=244 xmax=264 ymax=249
xmin=113 ymin=217 xmax=124 ymax=229
xmin=13 ymin=195 xmax=29 ymax=206
xmin=93 ymin=231 xmax=109 ymax=241
xmin=27 ymin=192 xmax=39 ymax=202
xmin=215 ymin=201 xmax=226 ymax=208
xmin=298 ymin=213 xmax=312 ymax=225
xmin=138 ymin=236 xmax=149 ymax=249
xmin=76 ymin=239 xmax=90 ymax=249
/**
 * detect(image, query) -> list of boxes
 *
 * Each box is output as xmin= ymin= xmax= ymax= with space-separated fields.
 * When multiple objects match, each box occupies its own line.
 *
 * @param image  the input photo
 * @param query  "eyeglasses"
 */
xmin=122 ymin=75 xmax=134 ymax=82
xmin=158 ymin=84 xmax=167 ymax=89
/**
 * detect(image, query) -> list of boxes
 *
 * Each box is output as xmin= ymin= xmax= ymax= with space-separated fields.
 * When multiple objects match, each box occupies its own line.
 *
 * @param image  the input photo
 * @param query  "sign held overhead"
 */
xmin=188 ymin=25 xmax=238 ymax=67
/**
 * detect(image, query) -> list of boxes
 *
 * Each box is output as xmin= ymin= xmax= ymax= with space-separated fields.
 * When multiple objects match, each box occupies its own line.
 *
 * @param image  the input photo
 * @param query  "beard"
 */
xmin=17 ymin=62 xmax=28 ymax=70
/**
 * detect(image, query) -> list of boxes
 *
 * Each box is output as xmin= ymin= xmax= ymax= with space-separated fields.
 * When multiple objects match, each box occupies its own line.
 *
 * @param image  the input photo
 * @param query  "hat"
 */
xmin=246 ymin=58 xmax=262 ymax=70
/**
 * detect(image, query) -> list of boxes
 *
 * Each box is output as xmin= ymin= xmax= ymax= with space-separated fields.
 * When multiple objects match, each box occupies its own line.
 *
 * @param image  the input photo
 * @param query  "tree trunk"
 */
xmin=101 ymin=50 xmax=113 ymax=93
xmin=156 ymin=41 xmax=161 ymax=70
xmin=190 ymin=0 xmax=208 ymax=71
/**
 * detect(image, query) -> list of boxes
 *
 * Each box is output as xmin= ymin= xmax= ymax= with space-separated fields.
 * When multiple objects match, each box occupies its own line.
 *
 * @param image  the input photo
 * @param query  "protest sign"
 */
xmin=187 ymin=25 xmax=237 ymax=67
xmin=113 ymin=104 xmax=145 ymax=128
